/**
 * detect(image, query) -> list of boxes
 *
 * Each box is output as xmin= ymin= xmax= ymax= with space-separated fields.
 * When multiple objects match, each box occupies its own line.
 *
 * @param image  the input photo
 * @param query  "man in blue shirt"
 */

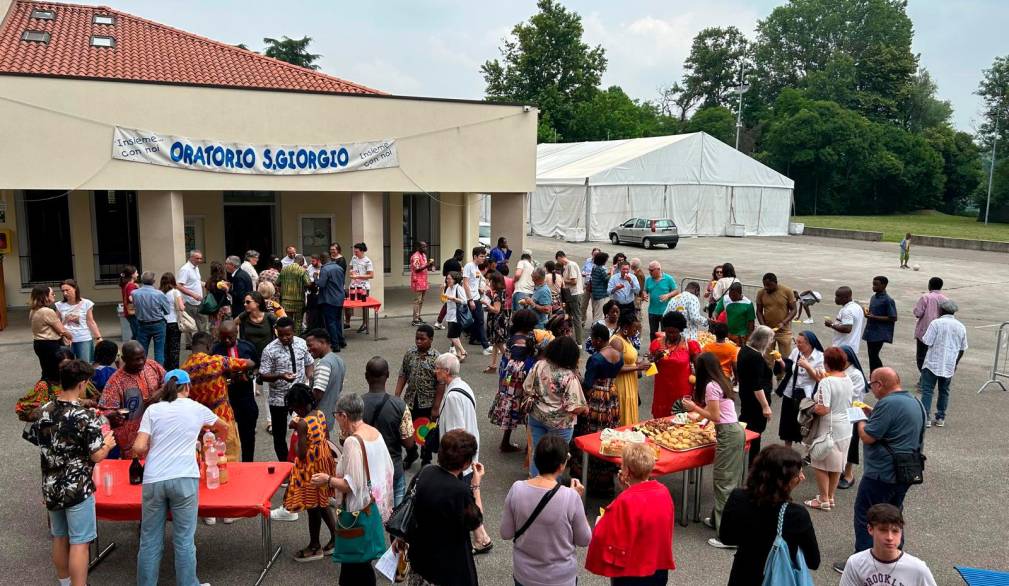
xmin=317 ymin=252 xmax=346 ymax=351
xmin=833 ymin=367 xmax=925 ymax=572
xmin=643 ymin=261 xmax=678 ymax=340
xmin=863 ymin=275 xmax=898 ymax=372
xmin=489 ymin=237 xmax=512 ymax=275
xmin=607 ymin=261 xmax=641 ymax=317
xmin=518 ymin=268 xmax=553 ymax=329
xmin=131 ymin=271 xmax=171 ymax=366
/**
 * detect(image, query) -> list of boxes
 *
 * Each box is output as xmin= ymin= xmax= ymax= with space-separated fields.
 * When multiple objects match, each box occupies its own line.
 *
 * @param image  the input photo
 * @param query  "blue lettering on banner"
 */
xmin=224 ymin=149 xmax=235 ymax=168
xmin=170 ymin=141 xmax=184 ymax=162
xmin=337 ymin=147 xmax=349 ymax=167
xmin=263 ymin=148 xmax=273 ymax=169
xmin=296 ymin=149 xmax=308 ymax=169
xmin=242 ymin=149 xmax=256 ymax=168
xmin=183 ymin=144 xmax=194 ymax=165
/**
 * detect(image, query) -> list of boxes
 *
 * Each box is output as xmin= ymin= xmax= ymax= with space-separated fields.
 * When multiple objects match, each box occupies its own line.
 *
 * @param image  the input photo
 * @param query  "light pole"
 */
xmin=985 ymin=90 xmax=1003 ymax=225
xmin=732 ymin=62 xmax=750 ymax=151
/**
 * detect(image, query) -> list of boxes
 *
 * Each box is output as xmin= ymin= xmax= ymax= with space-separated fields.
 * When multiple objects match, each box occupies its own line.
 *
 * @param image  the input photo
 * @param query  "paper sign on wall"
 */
xmin=112 ymin=126 xmax=399 ymax=176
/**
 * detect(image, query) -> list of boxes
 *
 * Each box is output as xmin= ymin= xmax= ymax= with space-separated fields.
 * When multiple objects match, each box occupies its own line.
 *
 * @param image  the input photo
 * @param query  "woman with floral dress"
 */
xmin=488 ymin=309 xmax=538 ymax=453
xmin=282 ymin=384 xmax=337 ymax=562
xmin=522 ymin=336 xmax=588 ymax=477
xmin=570 ymin=323 xmax=624 ymax=495
xmin=483 ymin=272 xmax=511 ymax=374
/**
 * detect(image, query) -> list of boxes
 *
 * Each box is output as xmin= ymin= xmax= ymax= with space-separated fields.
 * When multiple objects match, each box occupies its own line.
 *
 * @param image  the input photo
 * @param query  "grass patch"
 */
xmin=792 ymin=211 xmax=1009 ymax=243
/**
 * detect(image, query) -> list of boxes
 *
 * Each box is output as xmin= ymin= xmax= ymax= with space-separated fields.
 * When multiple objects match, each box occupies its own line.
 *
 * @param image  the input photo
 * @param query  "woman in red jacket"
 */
xmin=586 ymin=442 xmax=675 ymax=584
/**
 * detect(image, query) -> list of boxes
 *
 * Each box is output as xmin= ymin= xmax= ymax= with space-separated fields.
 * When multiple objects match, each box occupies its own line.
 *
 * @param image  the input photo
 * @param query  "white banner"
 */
xmin=112 ymin=126 xmax=398 ymax=175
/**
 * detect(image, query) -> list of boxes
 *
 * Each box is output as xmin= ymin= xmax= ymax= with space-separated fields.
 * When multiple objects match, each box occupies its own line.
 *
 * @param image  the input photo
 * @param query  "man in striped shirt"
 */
xmin=306 ymin=328 xmax=345 ymax=437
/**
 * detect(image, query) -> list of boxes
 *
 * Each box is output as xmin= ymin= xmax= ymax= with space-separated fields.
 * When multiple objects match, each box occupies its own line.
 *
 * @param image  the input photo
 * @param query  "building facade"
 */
xmin=0 ymin=0 xmax=535 ymax=308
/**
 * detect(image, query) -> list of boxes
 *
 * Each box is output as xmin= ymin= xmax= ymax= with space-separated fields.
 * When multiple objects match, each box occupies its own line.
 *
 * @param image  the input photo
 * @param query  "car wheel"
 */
xmin=642 ymin=237 xmax=653 ymax=249
xmin=610 ymin=233 xmax=620 ymax=245
xmin=667 ymin=241 xmax=678 ymax=249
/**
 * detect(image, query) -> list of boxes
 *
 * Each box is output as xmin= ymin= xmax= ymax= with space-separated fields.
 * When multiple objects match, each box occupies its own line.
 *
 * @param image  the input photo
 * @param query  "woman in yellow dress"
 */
xmin=610 ymin=312 xmax=651 ymax=426
xmin=282 ymin=384 xmax=337 ymax=562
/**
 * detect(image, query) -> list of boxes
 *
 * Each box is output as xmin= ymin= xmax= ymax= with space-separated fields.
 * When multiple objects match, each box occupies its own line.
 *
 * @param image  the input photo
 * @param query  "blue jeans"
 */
xmin=70 ymin=340 xmax=94 ymax=363
xmin=394 ymin=470 xmax=406 ymax=507
xmin=49 ymin=494 xmax=97 ymax=545
xmin=853 ymin=475 xmax=909 ymax=552
xmin=321 ymin=303 xmax=345 ymax=349
xmin=919 ymin=368 xmax=950 ymax=421
xmin=135 ymin=320 xmax=166 ymax=366
xmin=138 ymin=477 xmax=200 ymax=586
xmin=469 ymin=301 xmax=489 ymax=349
xmin=528 ymin=417 xmax=574 ymax=477
xmin=126 ymin=315 xmax=139 ymax=340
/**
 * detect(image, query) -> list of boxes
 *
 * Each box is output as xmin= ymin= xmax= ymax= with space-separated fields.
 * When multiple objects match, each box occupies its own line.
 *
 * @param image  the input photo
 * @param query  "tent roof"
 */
xmin=536 ymin=132 xmax=794 ymax=189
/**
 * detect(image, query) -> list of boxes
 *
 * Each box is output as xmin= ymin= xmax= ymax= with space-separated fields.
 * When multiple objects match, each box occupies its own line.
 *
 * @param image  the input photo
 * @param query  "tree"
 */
xmin=925 ymin=127 xmax=982 ymax=213
xmin=678 ymin=27 xmax=752 ymax=111
xmin=752 ymin=0 xmax=917 ymax=123
xmin=900 ymin=68 xmax=953 ymax=133
xmin=976 ymin=55 xmax=1009 ymax=150
xmin=685 ymin=106 xmax=736 ymax=145
xmin=482 ymin=0 xmax=606 ymax=142
xmin=263 ymin=36 xmax=321 ymax=70
xmin=568 ymin=86 xmax=678 ymax=141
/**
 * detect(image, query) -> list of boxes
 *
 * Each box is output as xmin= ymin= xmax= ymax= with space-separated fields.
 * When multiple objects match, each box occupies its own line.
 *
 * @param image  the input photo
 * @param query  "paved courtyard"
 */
xmin=1 ymin=234 xmax=1007 ymax=584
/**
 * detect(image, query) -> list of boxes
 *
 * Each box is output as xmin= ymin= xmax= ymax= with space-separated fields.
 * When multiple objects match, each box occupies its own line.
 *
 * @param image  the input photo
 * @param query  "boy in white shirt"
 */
xmin=840 ymin=504 xmax=937 ymax=586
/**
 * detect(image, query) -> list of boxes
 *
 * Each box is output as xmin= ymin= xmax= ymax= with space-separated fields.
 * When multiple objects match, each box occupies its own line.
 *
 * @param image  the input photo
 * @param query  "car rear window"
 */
xmin=654 ymin=220 xmax=674 ymax=229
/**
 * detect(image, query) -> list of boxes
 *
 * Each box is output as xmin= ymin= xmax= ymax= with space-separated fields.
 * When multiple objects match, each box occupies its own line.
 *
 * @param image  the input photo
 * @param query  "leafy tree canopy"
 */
xmin=263 ymin=36 xmax=321 ymax=70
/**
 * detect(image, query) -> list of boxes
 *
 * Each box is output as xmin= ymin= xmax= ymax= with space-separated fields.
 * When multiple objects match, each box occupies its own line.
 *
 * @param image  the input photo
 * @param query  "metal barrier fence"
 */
xmin=978 ymin=322 xmax=1009 ymax=393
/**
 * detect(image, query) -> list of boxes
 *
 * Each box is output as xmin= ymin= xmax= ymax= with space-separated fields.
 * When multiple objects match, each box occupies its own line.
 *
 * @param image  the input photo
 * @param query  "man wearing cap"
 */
xmin=919 ymin=299 xmax=967 ymax=427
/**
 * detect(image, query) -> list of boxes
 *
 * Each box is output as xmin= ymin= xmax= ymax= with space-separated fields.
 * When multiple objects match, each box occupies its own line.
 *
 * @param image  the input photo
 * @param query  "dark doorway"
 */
xmin=224 ymin=205 xmax=274 ymax=259
xmin=17 ymin=190 xmax=74 ymax=287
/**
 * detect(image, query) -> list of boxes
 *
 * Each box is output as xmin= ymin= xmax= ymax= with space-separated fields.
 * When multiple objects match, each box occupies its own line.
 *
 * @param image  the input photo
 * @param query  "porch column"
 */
xmin=491 ymin=192 xmax=527 ymax=272
xmin=137 ymin=191 xmax=185 ymax=276
xmin=350 ymin=192 xmax=385 ymax=308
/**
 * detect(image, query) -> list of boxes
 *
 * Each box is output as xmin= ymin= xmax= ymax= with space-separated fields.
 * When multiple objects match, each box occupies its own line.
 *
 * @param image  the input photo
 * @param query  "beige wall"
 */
xmin=181 ymin=191 xmax=225 ymax=261
xmin=0 ymin=76 xmax=537 ymax=194
xmin=491 ymin=193 xmax=528 ymax=271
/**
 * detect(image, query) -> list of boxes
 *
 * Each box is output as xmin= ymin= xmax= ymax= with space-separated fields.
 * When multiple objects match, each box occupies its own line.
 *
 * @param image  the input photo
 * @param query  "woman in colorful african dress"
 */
xmin=488 ymin=309 xmax=539 ymax=453
xmin=282 ymin=384 xmax=337 ymax=562
xmin=570 ymin=323 xmax=624 ymax=495
xmin=483 ymin=272 xmax=511 ymax=374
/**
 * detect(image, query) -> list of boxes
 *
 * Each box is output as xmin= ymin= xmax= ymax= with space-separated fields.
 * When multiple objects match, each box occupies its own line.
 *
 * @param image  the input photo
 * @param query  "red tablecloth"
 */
xmin=344 ymin=296 xmax=381 ymax=312
xmin=573 ymin=423 xmax=760 ymax=477
xmin=94 ymin=461 xmax=293 ymax=522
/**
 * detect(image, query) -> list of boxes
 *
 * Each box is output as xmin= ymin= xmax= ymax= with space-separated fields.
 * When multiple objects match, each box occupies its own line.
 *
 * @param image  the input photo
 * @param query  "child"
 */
xmin=92 ymin=340 xmax=119 ymax=392
xmin=443 ymin=271 xmax=469 ymax=360
xmin=702 ymin=322 xmax=738 ymax=381
xmin=840 ymin=504 xmax=937 ymax=585
xmin=899 ymin=233 xmax=912 ymax=269
xmin=794 ymin=290 xmax=820 ymax=324
xmin=281 ymin=383 xmax=337 ymax=562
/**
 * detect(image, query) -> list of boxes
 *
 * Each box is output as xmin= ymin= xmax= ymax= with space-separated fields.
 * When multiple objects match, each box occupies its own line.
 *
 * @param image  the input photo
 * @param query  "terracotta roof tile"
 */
xmin=0 ymin=0 xmax=383 ymax=95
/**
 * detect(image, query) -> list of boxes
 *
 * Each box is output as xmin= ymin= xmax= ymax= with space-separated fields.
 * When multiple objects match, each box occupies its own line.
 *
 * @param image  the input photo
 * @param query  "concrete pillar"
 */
xmin=137 ymin=191 xmax=186 ymax=276
xmin=350 ymin=192 xmax=385 ymax=308
xmin=491 ymin=192 xmax=528 ymax=271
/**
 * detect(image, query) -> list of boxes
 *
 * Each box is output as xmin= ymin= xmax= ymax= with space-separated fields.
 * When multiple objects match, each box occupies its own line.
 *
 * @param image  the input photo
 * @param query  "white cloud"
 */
xmin=345 ymin=59 xmax=425 ymax=95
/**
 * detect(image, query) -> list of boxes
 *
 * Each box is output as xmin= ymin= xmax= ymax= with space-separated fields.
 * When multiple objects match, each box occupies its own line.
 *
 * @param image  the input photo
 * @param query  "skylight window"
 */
xmin=30 ymin=9 xmax=55 ymax=20
xmin=21 ymin=30 xmax=51 ymax=43
xmin=93 ymin=14 xmax=115 ymax=25
xmin=90 ymin=35 xmax=115 ymax=48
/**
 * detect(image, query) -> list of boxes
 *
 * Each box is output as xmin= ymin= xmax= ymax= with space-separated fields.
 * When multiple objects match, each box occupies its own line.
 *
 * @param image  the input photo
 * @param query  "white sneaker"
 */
xmin=925 ymin=420 xmax=932 ymax=428
xmin=802 ymin=318 xmax=814 ymax=324
xmin=433 ymin=323 xmax=445 ymax=330
xmin=203 ymin=517 xmax=216 ymax=526
xmin=708 ymin=538 xmax=736 ymax=549
xmin=482 ymin=347 xmax=493 ymax=356
xmin=270 ymin=507 xmax=299 ymax=522
xmin=934 ymin=419 xmax=945 ymax=428
xmin=221 ymin=517 xmax=235 ymax=524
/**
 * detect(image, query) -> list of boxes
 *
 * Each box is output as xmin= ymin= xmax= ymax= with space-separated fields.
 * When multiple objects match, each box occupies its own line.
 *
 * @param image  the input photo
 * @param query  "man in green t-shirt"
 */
xmin=643 ymin=261 xmax=678 ymax=340
xmin=714 ymin=282 xmax=756 ymax=344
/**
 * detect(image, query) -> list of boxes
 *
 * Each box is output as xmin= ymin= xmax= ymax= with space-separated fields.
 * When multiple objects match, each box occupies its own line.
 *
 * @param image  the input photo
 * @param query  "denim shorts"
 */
xmin=49 ymin=494 xmax=97 ymax=545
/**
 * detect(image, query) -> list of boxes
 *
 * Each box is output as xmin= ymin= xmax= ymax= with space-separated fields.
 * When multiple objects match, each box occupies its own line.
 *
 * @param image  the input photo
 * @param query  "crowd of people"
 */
xmin=19 ymin=239 xmax=961 ymax=585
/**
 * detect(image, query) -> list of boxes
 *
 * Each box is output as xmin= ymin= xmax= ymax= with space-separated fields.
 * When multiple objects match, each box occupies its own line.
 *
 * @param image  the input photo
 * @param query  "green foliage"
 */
xmin=263 ymin=36 xmax=321 ymax=70
xmin=567 ymin=86 xmax=680 ymax=141
xmin=685 ymin=106 xmax=735 ymax=145
xmin=482 ymin=0 xmax=606 ymax=142
xmin=679 ymin=27 xmax=751 ymax=111
xmin=900 ymin=69 xmax=953 ymax=133
xmin=925 ymin=127 xmax=983 ymax=213
xmin=976 ymin=55 xmax=1009 ymax=150
xmin=975 ymin=158 xmax=1009 ymax=211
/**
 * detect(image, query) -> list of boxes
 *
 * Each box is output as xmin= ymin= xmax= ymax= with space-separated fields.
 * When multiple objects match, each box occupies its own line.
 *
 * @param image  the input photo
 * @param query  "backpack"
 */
xmin=762 ymin=503 xmax=814 ymax=586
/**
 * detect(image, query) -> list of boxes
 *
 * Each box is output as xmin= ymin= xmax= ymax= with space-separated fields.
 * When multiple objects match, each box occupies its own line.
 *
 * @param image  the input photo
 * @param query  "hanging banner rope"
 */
xmin=112 ymin=126 xmax=398 ymax=176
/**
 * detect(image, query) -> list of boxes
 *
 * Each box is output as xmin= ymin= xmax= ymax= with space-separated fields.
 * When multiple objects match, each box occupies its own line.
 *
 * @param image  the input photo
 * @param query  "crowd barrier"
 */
xmin=978 ymin=322 xmax=1009 ymax=393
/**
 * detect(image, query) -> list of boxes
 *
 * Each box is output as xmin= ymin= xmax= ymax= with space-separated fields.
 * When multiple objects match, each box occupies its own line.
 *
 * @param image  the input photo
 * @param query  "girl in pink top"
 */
xmin=683 ymin=352 xmax=746 ymax=547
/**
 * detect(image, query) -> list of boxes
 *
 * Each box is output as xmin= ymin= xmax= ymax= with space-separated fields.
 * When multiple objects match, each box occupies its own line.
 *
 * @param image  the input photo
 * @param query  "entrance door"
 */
xmin=16 ymin=190 xmax=74 ymax=286
xmin=224 ymin=204 xmax=275 ymax=259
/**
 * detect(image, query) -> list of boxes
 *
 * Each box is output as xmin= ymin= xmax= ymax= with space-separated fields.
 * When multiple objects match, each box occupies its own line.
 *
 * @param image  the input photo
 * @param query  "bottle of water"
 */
xmin=203 ymin=431 xmax=218 ymax=466
xmin=206 ymin=463 xmax=220 ymax=489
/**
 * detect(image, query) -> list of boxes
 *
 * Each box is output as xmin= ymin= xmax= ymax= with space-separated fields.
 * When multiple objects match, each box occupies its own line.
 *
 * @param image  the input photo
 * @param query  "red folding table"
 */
xmin=573 ymin=423 xmax=759 ymax=526
xmin=344 ymin=295 xmax=382 ymax=340
xmin=92 ymin=460 xmax=293 ymax=586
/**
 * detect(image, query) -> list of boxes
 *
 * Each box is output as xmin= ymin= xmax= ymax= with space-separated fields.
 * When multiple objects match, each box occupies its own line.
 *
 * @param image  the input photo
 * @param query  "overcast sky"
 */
xmin=78 ymin=0 xmax=1005 ymax=132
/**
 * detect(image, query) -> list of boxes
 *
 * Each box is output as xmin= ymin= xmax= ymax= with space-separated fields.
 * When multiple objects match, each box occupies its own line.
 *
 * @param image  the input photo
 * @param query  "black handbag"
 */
xmin=879 ymin=398 xmax=928 ymax=485
xmin=385 ymin=470 xmax=420 ymax=539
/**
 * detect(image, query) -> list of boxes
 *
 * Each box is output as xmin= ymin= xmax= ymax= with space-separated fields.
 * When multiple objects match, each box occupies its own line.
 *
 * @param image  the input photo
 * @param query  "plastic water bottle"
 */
xmin=203 ymin=432 xmax=218 ymax=466
xmin=206 ymin=463 xmax=220 ymax=489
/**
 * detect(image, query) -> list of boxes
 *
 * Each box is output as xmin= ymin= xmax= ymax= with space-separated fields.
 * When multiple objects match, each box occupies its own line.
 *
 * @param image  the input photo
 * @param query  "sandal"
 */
xmin=322 ymin=540 xmax=335 ymax=555
xmin=472 ymin=541 xmax=493 ymax=555
xmin=804 ymin=496 xmax=831 ymax=511
xmin=483 ymin=366 xmax=497 ymax=374
xmin=293 ymin=547 xmax=324 ymax=562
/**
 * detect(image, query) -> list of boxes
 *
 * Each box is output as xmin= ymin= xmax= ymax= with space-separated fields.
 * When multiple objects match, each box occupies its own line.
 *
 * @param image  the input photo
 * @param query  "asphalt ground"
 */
xmin=2 ymin=233 xmax=1007 ymax=585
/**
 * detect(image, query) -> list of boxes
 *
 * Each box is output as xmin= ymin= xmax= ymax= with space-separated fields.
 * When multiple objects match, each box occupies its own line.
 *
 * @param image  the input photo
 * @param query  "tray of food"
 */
xmin=649 ymin=422 xmax=717 ymax=452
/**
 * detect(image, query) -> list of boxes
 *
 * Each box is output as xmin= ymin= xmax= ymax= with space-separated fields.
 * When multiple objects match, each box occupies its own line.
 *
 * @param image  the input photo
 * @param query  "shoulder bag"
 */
xmin=879 ymin=397 xmax=928 ymax=485
xmin=331 ymin=434 xmax=388 ymax=564
xmin=177 ymin=307 xmax=197 ymax=335
xmin=761 ymin=503 xmax=814 ymax=586
xmin=806 ymin=385 xmax=835 ymax=461
xmin=385 ymin=469 xmax=420 ymax=540
xmin=198 ymin=289 xmax=220 ymax=315
xmin=511 ymin=483 xmax=562 ymax=542
xmin=456 ymin=290 xmax=474 ymax=330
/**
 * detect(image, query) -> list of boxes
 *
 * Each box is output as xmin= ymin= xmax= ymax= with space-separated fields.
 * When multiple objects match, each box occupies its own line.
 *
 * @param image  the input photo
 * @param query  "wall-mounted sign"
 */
xmin=112 ymin=126 xmax=399 ymax=176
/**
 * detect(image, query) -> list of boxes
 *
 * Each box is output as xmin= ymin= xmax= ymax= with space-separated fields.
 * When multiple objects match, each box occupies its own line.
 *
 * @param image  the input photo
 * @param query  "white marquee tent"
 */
xmin=529 ymin=132 xmax=794 ymax=241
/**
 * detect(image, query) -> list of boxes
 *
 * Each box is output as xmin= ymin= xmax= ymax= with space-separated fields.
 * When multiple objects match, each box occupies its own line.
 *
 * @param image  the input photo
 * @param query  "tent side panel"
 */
xmin=530 ymin=185 xmax=586 ymax=240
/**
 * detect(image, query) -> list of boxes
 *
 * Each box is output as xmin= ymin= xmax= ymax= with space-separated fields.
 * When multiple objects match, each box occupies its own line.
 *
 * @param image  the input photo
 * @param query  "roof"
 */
xmin=0 ymin=0 xmax=383 ymax=95
xmin=536 ymin=132 xmax=794 ymax=189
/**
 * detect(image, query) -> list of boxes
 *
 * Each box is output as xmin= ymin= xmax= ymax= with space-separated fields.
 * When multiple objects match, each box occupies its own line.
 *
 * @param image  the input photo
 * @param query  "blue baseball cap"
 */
xmin=164 ymin=369 xmax=191 ymax=385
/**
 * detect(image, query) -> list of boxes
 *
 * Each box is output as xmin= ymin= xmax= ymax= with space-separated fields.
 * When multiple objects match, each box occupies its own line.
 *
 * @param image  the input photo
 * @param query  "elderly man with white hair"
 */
xmin=433 ymin=352 xmax=494 ymax=553
xmin=919 ymin=298 xmax=967 ymax=427
xmin=643 ymin=260 xmax=679 ymax=340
